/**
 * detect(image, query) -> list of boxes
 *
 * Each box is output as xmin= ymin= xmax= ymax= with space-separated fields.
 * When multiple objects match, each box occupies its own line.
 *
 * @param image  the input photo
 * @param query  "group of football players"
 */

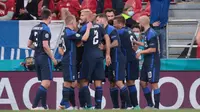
xmin=28 ymin=8 xmax=160 ymax=110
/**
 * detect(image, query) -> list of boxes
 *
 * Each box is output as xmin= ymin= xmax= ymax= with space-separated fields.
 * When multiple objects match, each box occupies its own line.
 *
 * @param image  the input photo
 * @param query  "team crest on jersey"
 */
xmin=76 ymin=34 xmax=81 ymax=37
xmin=45 ymin=33 xmax=49 ymax=38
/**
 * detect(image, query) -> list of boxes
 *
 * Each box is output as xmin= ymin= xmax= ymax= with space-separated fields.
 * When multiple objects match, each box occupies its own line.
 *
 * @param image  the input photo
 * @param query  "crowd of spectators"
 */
xmin=0 ymin=0 xmax=174 ymax=21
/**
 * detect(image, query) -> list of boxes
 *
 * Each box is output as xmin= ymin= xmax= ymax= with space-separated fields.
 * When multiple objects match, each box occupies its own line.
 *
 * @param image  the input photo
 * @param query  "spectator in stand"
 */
xmin=55 ymin=0 xmax=81 ymax=20
xmin=121 ymin=4 xmax=137 ymax=28
xmin=0 ymin=0 xmax=15 ymax=20
xmin=18 ymin=0 xmax=54 ymax=20
xmin=104 ymin=8 xmax=115 ymax=25
xmin=14 ymin=0 xmax=24 ymax=19
xmin=150 ymin=0 xmax=170 ymax=58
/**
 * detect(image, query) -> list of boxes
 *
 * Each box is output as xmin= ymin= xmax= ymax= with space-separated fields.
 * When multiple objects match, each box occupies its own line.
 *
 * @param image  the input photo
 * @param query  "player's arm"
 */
xmin=42 ymin=31 xmax=57 ymax=65
xmin=104 ymin=34 xmax=111 ymax=65
xmin=27 ymin=30 xmax=35 ymax=49
xmin=58 ymin=45 xmax=64 ymax=56
xmin=81 ymin=22 xmax=92 ymax=41
xmin=110 ymin=30 xmax=119 ymax=48
xmin=136 ymin=36 xmax=157 ymax=59
xmin=134 ymin=40 xmax=144 ymax=46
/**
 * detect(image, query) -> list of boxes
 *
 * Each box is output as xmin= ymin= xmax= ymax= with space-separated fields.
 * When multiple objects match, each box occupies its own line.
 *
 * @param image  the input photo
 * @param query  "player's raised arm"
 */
xmin=81 ymin=22 xmax=92 ymax=41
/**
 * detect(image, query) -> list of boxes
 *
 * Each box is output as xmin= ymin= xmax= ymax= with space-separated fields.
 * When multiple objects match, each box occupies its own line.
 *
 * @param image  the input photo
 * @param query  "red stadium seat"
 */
xmin=81 ymin=0 xmax=97 ymax=13
xmin=104 ymin=0 xmax=112 ymax=11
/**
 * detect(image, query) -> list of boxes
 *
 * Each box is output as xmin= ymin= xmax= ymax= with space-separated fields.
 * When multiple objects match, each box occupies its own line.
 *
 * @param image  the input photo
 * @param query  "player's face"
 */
xmin=80 ymin=12 xmax=88 ymax=24
xmin=113 ymin=20 xmax=120 ymax=29
xmin=72 ymin=19 xmax=78 ymax=30
xmin=96 ymin=17 xmax=103 ymax=25
xmin=47 ymin=14 xmax=52 ymax=24
xmin=106 ymin=12 xmax=115 ymax=20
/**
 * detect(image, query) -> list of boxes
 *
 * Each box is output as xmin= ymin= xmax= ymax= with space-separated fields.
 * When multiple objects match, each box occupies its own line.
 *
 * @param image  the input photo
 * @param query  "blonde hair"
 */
xmin=65 ymin=15 xmax=76 ymax=25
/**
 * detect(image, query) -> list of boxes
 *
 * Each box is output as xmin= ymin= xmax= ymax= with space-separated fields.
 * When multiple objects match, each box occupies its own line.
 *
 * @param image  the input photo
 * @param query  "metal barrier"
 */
xmin=166 ymin=19 xmax=200 ymax=58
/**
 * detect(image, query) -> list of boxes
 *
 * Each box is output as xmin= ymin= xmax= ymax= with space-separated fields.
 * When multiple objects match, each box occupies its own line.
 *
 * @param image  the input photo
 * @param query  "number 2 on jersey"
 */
xmin=93 ymin=30 xmax=99 ymax=45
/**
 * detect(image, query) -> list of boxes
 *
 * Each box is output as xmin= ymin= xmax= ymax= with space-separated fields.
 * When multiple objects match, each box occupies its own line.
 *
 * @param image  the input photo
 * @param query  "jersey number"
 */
xmin=34 ymin=32 xmax=38 ymax=47
xmin=61 ymin=37 xmax=66 ymax=52
xmin=93 ymin=30 xmax=99 ymax=45
xmin=130 ymin=35 xmax=135 ymax=46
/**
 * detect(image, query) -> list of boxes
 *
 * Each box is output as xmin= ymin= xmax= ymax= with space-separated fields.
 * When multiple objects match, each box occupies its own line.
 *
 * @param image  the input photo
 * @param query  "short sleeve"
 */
xmin=78 ymin=25 xmax=87 ymax=36
xmin=42 ymin=30 xmax=51 ymax=41
xmin=68 ymin=33 xmax=83 ymax=40
xmin=29 ymin=30 xmax=34 ymax=41
xmin=148 ymin=36 xmax=157 ymax=48
xmin=110 ymin=30 xmax=119 ymax=41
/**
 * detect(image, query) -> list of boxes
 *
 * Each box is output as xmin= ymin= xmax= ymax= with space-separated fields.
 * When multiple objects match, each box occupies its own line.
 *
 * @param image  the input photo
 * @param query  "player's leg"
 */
xmin=106 ymin=65 xmax=119 ymax=109
xmin=149 ymin=63 xmax=161 ymax=109
xmin=32 ymin=56 xmax=53 ymax=109
xmin=94 ymin=80 xmax=103 ymax=109
xmin=79 ymin=79 xmax=91 ymax=109
xmin=69 ymin=81 xmax=77 ymax=109
xmin=59 ymin=63 xmax=74 ymax=109
xmin=126 ymin=61 xmax=140 ymax=109
xmin=113 ymin=62 xmax=132 ymax=109
xmin=32 ymin=58 xmax=42 ymax=109
xmin=140 ymin=65 xmax=154 ymax=108
xmin=79 ymin=59 xmax=93 ymax=109
xmin=93 ymin=58 xmax=105 ymax=109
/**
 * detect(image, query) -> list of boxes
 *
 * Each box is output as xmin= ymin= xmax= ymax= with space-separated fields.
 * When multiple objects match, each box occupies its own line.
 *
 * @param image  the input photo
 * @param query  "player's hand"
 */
xmin=136 ymin=52 xmax=141 ymax=60
xmin=99 ymin=43 xmax=105 ymax=50
xmin=153 ymin=21 xmax=160 ymax=27
xmin=132 ymin=44 xmax=138 ymax=51
xmin=87 ymin=22 xmax=93 ymax=29
xmin=106 ymin=55 xmax=111 ymax=66
xmin=52 ymin=59 xmax=58 ymax=65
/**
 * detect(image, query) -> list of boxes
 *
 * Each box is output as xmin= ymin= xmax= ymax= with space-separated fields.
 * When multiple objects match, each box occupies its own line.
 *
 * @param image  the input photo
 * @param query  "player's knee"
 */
xmin=140 ymin=81 xmax=147 ymax=88
xmin=94 ymin=80 xmax=102 ymax=87
xmin=41 ymin=80 xmax=51 ymax=89
xmin=126 ymin=80 xmax=135 ymax=86
xmin=151 ymin=83 xmax=159 ymax=90
xmin=63 ymin=81 xmax=72 ymax=88
xmin=116 ymin=80 xmax=124 ymax=89
xmin=79 ymin=79 xmax=89 ymax=87
xmin=71 ymin=81 xmax=78 ymax=88
xmin=110 ymin=82 xmax=116 ymax=88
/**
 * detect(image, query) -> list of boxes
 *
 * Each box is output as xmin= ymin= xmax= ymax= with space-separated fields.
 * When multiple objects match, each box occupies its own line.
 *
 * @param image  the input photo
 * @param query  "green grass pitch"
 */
xmin=0 ymin=110 xmax=199 ymax=112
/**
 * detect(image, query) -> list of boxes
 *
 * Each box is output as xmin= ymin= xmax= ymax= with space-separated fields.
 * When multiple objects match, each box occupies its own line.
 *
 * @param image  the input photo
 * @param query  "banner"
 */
xmin=0 ymin=72 xmax=200 ymax=110
xmin=0 ymin=20 xmax=64 ymax=60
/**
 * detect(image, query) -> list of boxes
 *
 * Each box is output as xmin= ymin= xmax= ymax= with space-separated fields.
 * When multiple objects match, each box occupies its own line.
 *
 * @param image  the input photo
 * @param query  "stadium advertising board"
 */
xmin=0 ymin=72 xmax=200 ymax=110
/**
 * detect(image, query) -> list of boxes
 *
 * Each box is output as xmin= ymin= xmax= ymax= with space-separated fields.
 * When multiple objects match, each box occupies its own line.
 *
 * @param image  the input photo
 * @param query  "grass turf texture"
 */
xmin=0 ymin=110 xmax=199 ymax=112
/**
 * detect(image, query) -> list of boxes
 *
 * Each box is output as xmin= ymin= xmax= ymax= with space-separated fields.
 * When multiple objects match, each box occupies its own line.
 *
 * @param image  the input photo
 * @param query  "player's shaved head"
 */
xmin=65 ymin=15 xmax=76 ymax=25
xmin=139 ymin=16 xmax=150 ymax=26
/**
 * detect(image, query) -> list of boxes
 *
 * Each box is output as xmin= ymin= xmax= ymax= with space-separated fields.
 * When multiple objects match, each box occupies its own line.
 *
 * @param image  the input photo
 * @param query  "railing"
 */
xmin=166 ymin=19 xmax=200 ymax=58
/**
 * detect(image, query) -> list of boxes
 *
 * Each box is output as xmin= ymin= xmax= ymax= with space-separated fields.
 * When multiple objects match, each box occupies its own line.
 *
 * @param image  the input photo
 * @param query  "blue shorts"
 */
xmin=62 ymin=63 xmax=77 ymax=82
xmin=112 ymin=61 xmax=126 ymax=81
xmin=140 ymin=62 xmax=160 ymax=83
xmin=126 ymin=60 xmax=139 ymax=80
xmin=80 ymin=58 xmax=105 ymax=81
xmin=35 ymin=55 xmax=53 ymax=81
